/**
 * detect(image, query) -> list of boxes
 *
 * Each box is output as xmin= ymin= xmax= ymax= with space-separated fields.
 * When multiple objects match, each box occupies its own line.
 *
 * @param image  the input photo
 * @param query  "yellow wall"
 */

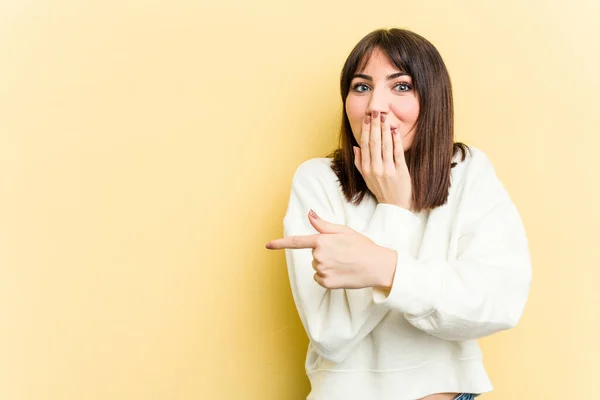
xmin=1 ymin=0 xmax=598 ymax=399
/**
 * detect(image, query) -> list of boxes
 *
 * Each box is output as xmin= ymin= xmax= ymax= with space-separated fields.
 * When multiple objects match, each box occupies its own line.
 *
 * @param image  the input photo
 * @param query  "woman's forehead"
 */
xmin=356 ymin=48 xmax=407 ymax=75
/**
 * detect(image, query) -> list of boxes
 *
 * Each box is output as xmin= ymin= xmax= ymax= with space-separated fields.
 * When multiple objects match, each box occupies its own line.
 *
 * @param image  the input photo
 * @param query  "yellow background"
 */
xmin=1 ymin=0 xmax=598 ymax=399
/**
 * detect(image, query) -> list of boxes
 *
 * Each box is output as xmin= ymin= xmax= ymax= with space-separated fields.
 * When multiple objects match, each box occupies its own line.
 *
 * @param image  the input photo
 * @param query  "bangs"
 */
xmin=350 ymin=35 xmax=414 ymax=88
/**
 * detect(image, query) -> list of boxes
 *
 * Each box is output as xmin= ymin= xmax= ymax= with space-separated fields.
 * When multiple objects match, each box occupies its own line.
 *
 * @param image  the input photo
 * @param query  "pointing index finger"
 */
xmin=266 ymin=234 xmax=319 ymax=250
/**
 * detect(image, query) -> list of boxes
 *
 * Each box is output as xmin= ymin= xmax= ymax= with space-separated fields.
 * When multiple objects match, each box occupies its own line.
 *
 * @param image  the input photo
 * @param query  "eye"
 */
xmin=394 ymin=82 xmax=413 ymax=92
xmin=351 ymin=83 xmax=370 ymax=93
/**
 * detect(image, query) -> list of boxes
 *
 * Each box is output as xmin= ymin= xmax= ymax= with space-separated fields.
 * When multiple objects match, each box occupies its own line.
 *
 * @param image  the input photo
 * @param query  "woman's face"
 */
xmin=345 ymin=48 xmax=419 ymax=151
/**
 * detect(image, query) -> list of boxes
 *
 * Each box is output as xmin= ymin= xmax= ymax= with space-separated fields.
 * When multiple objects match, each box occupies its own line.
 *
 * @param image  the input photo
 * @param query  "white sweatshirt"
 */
xmin=282 ymin=146 xmax=532 ymax=400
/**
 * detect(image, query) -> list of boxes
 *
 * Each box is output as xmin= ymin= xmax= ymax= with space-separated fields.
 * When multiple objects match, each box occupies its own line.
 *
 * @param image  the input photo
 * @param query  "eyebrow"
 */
xmin=352 ymin=72 xmax=409 ymax=81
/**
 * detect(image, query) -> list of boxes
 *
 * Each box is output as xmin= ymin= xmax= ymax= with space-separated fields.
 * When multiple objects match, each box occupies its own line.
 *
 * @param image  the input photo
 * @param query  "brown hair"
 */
xmin=328 ymin=28 xmax=469 ymax=212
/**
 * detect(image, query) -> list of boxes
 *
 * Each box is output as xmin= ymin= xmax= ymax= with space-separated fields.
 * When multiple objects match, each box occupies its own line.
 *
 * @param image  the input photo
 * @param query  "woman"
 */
xmin=266 ymin=28 xmax=531 ymax=400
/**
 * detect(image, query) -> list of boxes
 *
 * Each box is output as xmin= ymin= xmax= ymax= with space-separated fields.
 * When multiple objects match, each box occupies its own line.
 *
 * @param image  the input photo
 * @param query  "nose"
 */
xmin=365 ymin=86 xmax=390 ymax=116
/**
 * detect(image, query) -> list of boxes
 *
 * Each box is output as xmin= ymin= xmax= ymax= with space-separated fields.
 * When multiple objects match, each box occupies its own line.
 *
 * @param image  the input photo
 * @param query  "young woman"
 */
xmin=266 ymin=28 xmax=531 ymax=400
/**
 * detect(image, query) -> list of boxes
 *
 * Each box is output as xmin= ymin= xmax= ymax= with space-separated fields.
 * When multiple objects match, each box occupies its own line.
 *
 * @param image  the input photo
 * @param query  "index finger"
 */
xmin=393 ymin=126 xmax=408 ymax=168
xmin=266 ymin=234 xmax=319 ymax=250
xmin=360 ymin=114 xmax=371 ymax=167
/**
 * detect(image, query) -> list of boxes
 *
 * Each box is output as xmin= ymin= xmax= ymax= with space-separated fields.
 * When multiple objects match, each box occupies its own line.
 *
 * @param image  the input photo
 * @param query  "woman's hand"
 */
xmin=354 ymin=111 xmax=412 ymax=210
xmin=266 ymin=210 xmax=397 ymax=290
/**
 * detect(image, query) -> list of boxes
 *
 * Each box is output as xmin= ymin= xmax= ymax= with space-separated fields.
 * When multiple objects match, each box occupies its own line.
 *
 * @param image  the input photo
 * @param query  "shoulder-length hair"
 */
xmin=329 ymin=28 xmax=468 ymax=212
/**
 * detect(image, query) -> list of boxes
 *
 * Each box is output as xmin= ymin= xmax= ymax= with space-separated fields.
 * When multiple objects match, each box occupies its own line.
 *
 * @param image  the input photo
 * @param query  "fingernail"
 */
xmin=381 ymin=114 xmax=386 ymax=123
xmin=372 ymin=111 xmax=379 ymax=118
xmin=365 ymin=115 xmax=371 ymax=124
xmin=309 ymin=209 xmax=318 ymax=219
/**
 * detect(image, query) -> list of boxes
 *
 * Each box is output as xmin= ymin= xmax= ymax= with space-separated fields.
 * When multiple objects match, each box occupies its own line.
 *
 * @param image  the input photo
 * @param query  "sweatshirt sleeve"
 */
xmin=282 ymin=160 xmax=390 ymax=363
xmin=371 ymin=152 xmax=532 ymax=341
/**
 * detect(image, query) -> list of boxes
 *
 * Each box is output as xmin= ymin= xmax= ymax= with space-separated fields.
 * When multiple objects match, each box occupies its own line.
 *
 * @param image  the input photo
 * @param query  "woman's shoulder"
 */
xmin=291 ymin=157 xmax=338 ymax=186
xmin=453 ymin=145 xmax=497 ymax=177
xmin=451 ymin=145 xmax=513 ymax=212
xmin=285 ymin=157 xmax=346 ymax=221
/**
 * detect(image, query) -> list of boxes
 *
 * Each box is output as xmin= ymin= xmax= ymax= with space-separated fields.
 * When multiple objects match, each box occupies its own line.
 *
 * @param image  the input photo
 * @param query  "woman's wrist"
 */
xmin=372 ymin=246 xmax=398 ymax=291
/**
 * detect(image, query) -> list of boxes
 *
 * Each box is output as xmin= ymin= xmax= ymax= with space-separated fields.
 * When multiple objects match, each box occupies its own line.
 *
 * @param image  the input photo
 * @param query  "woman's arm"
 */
xmin=280 ymin=159 xmax=394 ymax=363
xmin=371 ymin=153 xmax=532 ymax=341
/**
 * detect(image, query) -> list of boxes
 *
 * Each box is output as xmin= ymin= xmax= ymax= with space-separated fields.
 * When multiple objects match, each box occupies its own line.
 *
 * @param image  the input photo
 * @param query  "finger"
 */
xmin=353 ymin=146 xmax=362 ymax=175
xmin=313 ymin=272 xmax=327 ymax=288
xmin=392 ymin=128 xmax=407 ymax=170
xmin=309 ymin=210 xmax=350 ymax=234
xmin=370 ymin=111 xmax=382 ymax=171
xmin=266 ymin=234 xmax=319 ymax=250
xmin=381 ymin=113 xmax=394 ymax=168
xmin=311 ymin=259 xmax=326 ymax=276
xmin=360 ymin=114 xmax=371 ymax=170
